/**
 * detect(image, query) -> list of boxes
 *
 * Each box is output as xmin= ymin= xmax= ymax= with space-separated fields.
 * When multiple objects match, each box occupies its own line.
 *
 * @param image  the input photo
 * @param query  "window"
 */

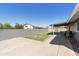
xmin=25 ymin=25 xmax=27 ymax=27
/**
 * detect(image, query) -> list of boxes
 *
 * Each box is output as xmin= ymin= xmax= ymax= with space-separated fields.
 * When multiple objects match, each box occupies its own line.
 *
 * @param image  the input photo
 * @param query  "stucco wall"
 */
xmin=74 ymin=32 xmax=79 ymax=42
xmin=70 ymin=22 xmax=79 ymax=42
xmin=70 ymin=23 xmax=77 ymax=32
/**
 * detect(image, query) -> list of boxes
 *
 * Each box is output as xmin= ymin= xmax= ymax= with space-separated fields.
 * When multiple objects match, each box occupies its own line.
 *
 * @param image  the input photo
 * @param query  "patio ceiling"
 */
xmin=53 ymin=22 xmax=68 ymax=27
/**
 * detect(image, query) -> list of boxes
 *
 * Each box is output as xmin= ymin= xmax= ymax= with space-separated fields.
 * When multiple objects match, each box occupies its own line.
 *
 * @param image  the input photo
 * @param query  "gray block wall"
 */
xmin=0 ymin=29 xmax=48 ymax=41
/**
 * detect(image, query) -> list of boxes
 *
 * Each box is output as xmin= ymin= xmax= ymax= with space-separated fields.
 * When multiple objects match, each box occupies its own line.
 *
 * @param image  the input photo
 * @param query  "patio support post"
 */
xmin=53 ymin=26 xmax=54 ymax=35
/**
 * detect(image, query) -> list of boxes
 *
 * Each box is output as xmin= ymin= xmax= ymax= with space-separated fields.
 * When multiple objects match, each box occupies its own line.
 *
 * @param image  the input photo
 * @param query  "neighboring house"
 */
xmin=23 ymin=24 xmax=33 ymax=29
xmin=52 ymin=4 xmax=79 ymax=42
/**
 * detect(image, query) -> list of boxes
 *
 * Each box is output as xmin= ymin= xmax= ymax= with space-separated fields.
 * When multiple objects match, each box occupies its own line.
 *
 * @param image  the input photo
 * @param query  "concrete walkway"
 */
xmin=0 ymin=35 xmax=76 ymax=56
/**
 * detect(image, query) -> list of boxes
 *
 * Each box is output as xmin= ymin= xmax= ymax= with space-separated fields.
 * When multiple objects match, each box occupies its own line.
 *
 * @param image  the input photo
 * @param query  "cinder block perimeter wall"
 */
xmin=0 ymin=29 xmax=48 ymax=41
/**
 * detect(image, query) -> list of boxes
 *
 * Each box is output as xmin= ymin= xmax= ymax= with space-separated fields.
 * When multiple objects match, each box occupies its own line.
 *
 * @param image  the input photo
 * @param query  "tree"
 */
xmin=3 ymin=23 xmax=13 ymax=29
xmin=14 ymin=23 xmax=23 ymax=29
xmin=0 ymin=23 xmax=3 ymax=29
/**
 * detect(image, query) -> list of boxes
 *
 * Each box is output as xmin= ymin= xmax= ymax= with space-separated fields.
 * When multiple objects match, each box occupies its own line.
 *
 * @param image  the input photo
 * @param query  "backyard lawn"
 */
xmin=25 ymin=32 xmax=49 ymax=41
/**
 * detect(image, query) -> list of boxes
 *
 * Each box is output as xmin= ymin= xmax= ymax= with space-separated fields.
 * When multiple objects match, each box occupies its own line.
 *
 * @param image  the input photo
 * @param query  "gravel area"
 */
xmin=69 ymin=38 xmax=79 ymax=55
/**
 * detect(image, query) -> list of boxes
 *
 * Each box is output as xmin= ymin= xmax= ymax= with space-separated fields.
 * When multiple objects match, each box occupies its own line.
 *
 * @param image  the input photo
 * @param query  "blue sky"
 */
xmin=0 ymin=3 xmax=75 ymax=27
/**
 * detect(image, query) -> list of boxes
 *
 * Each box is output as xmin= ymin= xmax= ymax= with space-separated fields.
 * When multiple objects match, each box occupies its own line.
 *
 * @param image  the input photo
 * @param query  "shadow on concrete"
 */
xmin=49 ymin=32 xmax=75 ymax=53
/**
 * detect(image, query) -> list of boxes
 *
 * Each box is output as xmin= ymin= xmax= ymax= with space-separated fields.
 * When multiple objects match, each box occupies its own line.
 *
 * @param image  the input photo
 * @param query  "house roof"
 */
xmin=51 ymin=4 xmax=79 ymax=27
xmin=67 ymin=4 xmax=79 ymax=23
xmin=68 ymin=10 xmax=79 ymax=23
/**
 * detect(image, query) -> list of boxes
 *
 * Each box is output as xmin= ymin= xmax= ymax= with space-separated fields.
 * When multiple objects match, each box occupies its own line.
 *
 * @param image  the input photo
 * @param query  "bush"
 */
xmin=14 ymin=23 xmax=23 ymax=29
xmin=0 ymin=23 xmax=3 ymax=29
xmin=3 ymin=23 xmax=13 ymax=29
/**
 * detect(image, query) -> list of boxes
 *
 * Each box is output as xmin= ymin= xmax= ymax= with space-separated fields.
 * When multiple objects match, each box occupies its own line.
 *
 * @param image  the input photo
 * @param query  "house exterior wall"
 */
xmin=70 ymin=23 xmax=77 ymax=32
xmin=51 ymin=26 xmax=66 ymax=33
xmin=70 ymin=21 xmax=79 ymax=42
xmin=58 ymin=26 xmax=67 ymax=32
xmin=74 ymin=32 xmax=79 ymax=42
xmin=47 ymin=26 xmax=63 ymax=32
xmin=74 ymin=22 xmax=79 ymax=42
xmin=67 ymin=4 xmax=79 ymax=42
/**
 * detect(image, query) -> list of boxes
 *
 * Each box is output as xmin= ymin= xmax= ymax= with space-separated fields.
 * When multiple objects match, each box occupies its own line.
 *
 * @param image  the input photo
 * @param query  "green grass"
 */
xmin=25 ymin=33 xmax=49 ymax=41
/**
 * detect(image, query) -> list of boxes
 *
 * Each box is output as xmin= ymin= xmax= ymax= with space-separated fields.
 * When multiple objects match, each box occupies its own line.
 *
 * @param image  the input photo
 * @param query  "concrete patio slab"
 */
xmin=0 ymin=35 xmax=76 ymax=56
xmin=0 ymin=37 xmax=58 ymax=56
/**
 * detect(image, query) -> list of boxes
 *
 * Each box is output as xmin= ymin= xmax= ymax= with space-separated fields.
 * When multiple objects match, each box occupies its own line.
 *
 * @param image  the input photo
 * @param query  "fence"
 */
xmin=0 ymin=29 xmax=48 ymax=41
